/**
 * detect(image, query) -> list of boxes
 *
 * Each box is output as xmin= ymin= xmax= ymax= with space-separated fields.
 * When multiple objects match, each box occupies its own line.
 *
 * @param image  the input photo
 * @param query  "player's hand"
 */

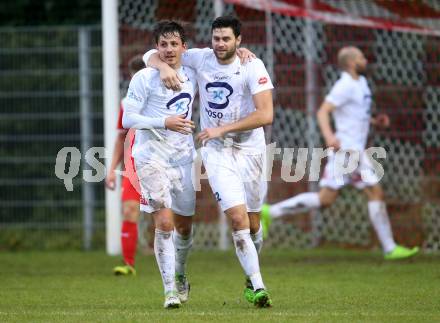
xmin=196 ymin=127 xmax=225 ymax=144
xmin=160 ymin=67 xmax=185 ymax=91
xmin=236 ymin=47 xmax=256 ymax=64
xmin=105 ymin=170 xmax=116 ymax=190
xmin=373 ymin=113 xmax=390 ymax=129
xmin=325 ymin=135 xmax=341 ymax=150
xmin=165 ymin=114 xmax=195 ymax=134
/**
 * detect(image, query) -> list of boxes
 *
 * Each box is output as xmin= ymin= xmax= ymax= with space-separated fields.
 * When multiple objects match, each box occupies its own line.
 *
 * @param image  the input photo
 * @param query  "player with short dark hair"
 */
xmin=211 ymin=14 xmax=241 ymax=38
xmin=123 ymin=20 xmax=197 ymax=309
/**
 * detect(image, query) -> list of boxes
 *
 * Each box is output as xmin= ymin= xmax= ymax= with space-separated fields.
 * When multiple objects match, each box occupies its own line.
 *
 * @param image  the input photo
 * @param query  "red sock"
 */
xmin=121 ymin=221 xmax=138 ymax=266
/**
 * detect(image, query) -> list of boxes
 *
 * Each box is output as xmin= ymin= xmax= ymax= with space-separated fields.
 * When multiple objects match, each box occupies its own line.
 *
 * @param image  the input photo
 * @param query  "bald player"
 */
xmin=261 ymin=46 xmax=419 ymax=260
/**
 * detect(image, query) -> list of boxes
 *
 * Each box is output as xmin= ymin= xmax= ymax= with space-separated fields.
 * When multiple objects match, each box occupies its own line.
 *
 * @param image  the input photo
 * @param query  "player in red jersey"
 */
xmin=105 ymin=55 xmax=152 ymax=275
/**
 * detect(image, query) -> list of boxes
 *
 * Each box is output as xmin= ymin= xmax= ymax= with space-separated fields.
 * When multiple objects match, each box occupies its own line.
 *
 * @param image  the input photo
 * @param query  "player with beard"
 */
xmin=143 ymin=16 xmax=273 ymax=307
xmin=261 ymin=46 xmax=419 ymax=260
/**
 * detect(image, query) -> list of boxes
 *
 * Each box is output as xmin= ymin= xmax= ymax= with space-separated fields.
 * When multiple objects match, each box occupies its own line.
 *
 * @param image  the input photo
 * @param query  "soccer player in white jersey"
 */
xmin=122 ymin=21 xmax=197 ymax=309
xmin=143 ymin=16 xmax=273 ymax=307
xmin=261 ymin=46 xmax=419 ymax=260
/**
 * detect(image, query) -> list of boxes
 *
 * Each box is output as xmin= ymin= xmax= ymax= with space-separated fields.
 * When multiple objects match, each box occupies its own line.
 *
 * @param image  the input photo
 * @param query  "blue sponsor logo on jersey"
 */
xmin=205 ymin=82 xmax=233 ymax=110
xmin=166 ymin=93 xmax=192 ymax=118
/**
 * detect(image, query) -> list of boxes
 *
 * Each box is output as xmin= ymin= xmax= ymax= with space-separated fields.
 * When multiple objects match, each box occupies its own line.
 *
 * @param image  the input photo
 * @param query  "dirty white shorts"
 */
xmin=135 ymin=161 xmax=195 ymax=216
xmin=201 ymin=146 xmax=267 ymax=212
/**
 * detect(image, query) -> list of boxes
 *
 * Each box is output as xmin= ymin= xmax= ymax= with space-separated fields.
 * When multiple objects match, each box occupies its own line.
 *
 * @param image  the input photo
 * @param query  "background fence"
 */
xmin=1 ymin=0 xmax=440 ymax=252
xmin=0 ymin=26 xmax=105 ymax=249
xmin=118 ymin=0 xmax=440 ymax=252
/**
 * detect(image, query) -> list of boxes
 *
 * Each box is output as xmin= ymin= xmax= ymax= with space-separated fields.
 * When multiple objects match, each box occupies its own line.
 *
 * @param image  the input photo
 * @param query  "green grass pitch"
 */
xmin=1 ymin=249 xmax=439 ymax=322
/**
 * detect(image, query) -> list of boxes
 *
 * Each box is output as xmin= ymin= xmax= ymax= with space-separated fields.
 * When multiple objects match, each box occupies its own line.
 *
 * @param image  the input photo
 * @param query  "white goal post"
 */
xmin=102 ymin=0 xmax=121 ymax=255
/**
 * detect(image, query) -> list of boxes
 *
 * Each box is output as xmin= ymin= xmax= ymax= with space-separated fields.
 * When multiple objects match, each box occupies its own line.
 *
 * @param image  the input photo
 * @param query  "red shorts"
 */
xmin=121 ymin=157 xmax=141 ymax=202
xmin=117 ymin=110 xmax=140 ymax=202
xmin=121 ymin=176 xmax=140 ymax=202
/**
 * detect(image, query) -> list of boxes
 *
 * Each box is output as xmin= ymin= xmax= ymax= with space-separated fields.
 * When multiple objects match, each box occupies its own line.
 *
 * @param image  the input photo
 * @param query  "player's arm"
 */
xmin=143 ymin=48 xmax=209 ymax=91
xmin=143 ymin=49 xmax=185 ymax=91
xmin=143 ymin=47 xmax=256 ymax=90
xmin=122 ymin=72 xmax=194 ymax=134
xmin=122 ymin=72 xmax=166 ymax=130
xmin=105 ymin=130 xmax=127 ymax=190
xmin=316 ymin=101 xmax=340 ymax=149
xmin=196 ymin=89 xmax=273 ymax=143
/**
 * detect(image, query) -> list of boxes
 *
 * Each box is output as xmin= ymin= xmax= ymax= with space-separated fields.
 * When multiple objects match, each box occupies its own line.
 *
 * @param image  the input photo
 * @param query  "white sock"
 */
xmin=174 ymin=228 xmax=193 ymax=276
xmin=270 ymin=192 xmax=320 ymax=218
xmin=154 ymin=229 xmax=176 ymax=294
xmin=251 ymin=223 xmax=263 ymax=254
xmin=368 ymin=201 xmax=397 ymax=253
xmin=232 ymin=229 xmax=265 ymax=291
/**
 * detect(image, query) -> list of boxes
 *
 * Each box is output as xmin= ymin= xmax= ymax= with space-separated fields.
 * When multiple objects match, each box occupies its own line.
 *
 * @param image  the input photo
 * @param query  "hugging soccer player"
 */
xmin=144 ymin=15 xmax=274 ymax=307
xmin=123 ymin=21 xmax=197 ymax=309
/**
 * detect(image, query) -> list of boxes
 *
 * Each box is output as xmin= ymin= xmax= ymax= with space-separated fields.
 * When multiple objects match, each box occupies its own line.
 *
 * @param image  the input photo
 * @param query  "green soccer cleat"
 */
xmin=164 ymin=291 xmax=181 ymax=309
xmin=243 ymin=277 xmax=254 ymax=303
xmin=176 ymin=274 xmax=190 ymax=303
xmin=253 ymin=288 xmax=273 ymax=308
xmin=113 ymin=264 xmax=136 ymax=276
xmin=384 ymin=245 xmax=419 ymax=260
xmin=260 ymin=203 xmax=272 ymax=239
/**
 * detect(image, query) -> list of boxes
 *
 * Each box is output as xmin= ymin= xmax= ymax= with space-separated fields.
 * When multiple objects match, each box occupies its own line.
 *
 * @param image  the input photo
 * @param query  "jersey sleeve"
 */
xmin=122 ymin=71 xmax=166 ymax=129
xmin=325 ymin=80 xmax=350 ymax=108
xmin=142 ymin=49 xmax=158 ymax=67
xmin=143 ymin=47 xmax=210 ymax=71
xmin=182 ymin=48 xmax=211 ymax=70
xmin=246 ymin=58 xmax=274 ymax=95
xmin=123 ymin=71 xmax=147 ymax=111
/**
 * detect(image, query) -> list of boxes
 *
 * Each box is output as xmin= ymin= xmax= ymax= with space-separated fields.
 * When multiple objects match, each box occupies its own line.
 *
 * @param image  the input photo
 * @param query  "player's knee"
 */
xmin=230 ymin=213 xmax=248 ymax=230
xmin=175 ymin=222 xmax=192 ymax=236
xmin=155 ymin=216 xmax=173 ymax=231
xmin=154 ymin=209 xmax=174 ymax=231
xmin=122 ymin=202 xmax=140 ymax=222
xmin=366 ymin=185 xmax=384 ymax=201
xmin=225 ymin=205 xmax=249 ymax=230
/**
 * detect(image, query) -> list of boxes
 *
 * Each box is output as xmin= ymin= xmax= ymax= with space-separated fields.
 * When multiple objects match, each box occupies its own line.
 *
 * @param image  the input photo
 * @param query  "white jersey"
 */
xmin=144 ymin=48 xmax=274 ymax=154
xmin=184 ymin=48 xmax=273 ymax=154
xmin=325 ymin=71 xmax=372 ymax=151
xmin=123 ymin=66 xmax=198 ymax=166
